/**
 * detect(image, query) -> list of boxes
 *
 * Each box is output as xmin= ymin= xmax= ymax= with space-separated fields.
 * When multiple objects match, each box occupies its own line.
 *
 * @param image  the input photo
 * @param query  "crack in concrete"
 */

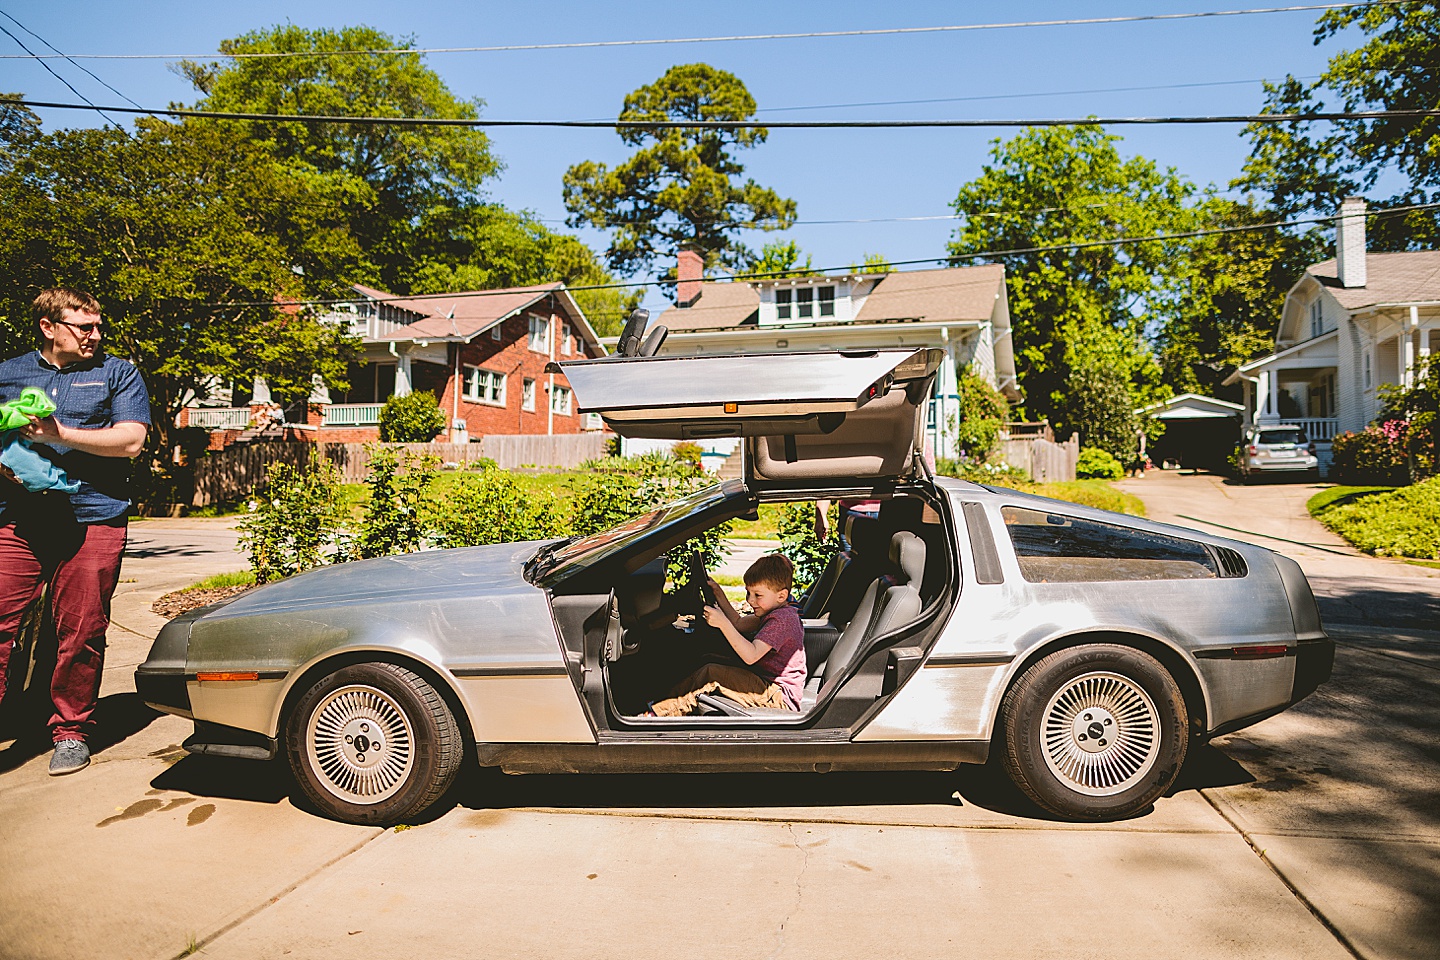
xmin=1200 ymin=788 xmax=1367 ymax=960
xmin=767 ymin=822 xmax=813 ymax=960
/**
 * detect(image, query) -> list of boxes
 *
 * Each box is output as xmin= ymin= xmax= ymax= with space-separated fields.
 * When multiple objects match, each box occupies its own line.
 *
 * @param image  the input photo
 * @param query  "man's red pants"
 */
xmin=0 ymin=514 xmax=127 ymax=742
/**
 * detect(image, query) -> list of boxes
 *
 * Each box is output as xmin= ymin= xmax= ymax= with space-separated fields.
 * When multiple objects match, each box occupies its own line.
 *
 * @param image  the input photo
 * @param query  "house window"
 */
xmin=1309 ymin=299 xmax=1324 ymax=339
xmin=796 ymin=287 xmax=814 ymax=319
xmin=491 ymin=323 xmax=502 ymax=341
xmin=818 ymin=285 xmax=836 ymax=318
xmin=561 ymin=323 xmax=571 ymax=355
xmin=464 ymin=366 xmax=506 ymax=406
xmin=776 ymin=289 xmax=792 ymax=320
xmin=550 ymin=384 xmax=572 ymax=415
xmin=522 ymin=378 xmax=536 ymax=412
xmin=1363 ymin=349 xmax=1373 ymax=390
xmin=528 ymin=315 xmax=550 ymax=354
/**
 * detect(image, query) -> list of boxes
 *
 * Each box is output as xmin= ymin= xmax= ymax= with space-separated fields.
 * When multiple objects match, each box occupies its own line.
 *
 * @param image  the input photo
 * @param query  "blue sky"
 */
xmin=0 ymin=1 xmax=1361 ymax=315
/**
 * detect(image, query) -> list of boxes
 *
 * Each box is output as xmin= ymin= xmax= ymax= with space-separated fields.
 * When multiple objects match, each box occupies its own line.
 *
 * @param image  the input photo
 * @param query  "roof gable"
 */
xmin=1307 ymin=251 xmax=1440 ymax=310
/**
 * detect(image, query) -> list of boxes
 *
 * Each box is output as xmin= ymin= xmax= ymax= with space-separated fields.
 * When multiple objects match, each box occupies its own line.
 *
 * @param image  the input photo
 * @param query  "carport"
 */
xmin=1139 ymin=393 xmax=1244 ymax=471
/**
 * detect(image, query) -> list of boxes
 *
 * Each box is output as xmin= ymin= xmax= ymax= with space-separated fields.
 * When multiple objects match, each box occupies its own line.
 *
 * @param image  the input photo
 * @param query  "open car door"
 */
xmin=553 ymin=348 xmax=944 ymax=484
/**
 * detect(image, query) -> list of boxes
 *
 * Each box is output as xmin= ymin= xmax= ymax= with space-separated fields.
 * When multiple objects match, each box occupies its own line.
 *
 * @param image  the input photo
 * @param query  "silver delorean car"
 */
xmin=136 ymin=347 xmax=1333 ymax=826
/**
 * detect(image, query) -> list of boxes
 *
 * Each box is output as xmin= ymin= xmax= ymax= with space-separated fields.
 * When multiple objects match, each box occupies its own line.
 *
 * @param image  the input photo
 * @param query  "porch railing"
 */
xmin=1258 ymin=416 xmax=1340 ymax=442
xmin=185 ymin=407 xmax=250 ymax=430
xmin=322 ymin=403 xmax=384 ymax=427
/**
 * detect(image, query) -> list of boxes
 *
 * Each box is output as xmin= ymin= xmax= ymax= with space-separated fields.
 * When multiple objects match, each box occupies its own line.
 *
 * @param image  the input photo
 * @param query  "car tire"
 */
xmin=286 ymin=662 xmax=463 ymax=826
xmin=998 ymin=644 xmax=1188 ymax=821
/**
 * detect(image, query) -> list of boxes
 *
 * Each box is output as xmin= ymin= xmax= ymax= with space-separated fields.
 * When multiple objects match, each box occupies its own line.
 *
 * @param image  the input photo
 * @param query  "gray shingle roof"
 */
xmin=1309 ymin=251 xmax=1440 ymax=309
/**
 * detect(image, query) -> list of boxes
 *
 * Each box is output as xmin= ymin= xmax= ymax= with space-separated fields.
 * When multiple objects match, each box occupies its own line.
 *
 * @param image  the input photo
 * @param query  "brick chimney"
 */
xmin=1336 ymin=196 xmax=1367 ymax=289
xmin=676 ymin=249 xmax=703 ymax=307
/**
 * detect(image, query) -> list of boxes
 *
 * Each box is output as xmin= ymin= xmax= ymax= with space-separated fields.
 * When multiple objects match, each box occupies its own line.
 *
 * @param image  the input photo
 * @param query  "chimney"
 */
xmin=1336 ymin=196 xmax=1367 ymax=289
xmin=676 ymin=249 xmax=703 ymax=307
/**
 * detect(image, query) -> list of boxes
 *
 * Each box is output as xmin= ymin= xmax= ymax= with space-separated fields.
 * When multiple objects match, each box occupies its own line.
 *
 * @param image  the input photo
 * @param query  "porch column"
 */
xmin=394 ymin=354 xmax=412 ymax=397
xmin=1405 ymin=306 xmax=1418 ymax=388
xmin=1266 ymin=370 xmax=1279 ymax=419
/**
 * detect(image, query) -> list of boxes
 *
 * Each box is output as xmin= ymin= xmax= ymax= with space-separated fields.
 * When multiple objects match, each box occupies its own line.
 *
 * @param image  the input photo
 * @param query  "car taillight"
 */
xmin=1247 ymin=445 xmax=1258 ymax=455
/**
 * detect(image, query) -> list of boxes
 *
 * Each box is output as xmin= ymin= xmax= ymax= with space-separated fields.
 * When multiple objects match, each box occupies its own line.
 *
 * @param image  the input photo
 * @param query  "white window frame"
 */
xmin=490 ymin=323 xmax=502 ymax=341
xmin=522 ymin=377 xmax=536 ymax=412
xmin=561 ymin=323 xmax=572 ymax=355
xmin=550 ymin=384 xmax=572 ymax=416
xmin=463 ymin=365 xmax=507 ymax=406
xmin=528 ymin=315 xmax=550 ymax=354
xmin=1309 ymin=299 xmax=1324 ymax=339
xmin=1363 ymin=348 xmax=1373 ymax=390
xmin=775 ymin=289 xmax=792 ymax=320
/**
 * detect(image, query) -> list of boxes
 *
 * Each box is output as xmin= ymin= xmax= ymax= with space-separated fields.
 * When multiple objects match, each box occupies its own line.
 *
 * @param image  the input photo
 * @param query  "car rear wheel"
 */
xmin=286 ymin=662 xmax=463 ymax=825
xmin=999 ymin=644 xmax=1188 ymax=821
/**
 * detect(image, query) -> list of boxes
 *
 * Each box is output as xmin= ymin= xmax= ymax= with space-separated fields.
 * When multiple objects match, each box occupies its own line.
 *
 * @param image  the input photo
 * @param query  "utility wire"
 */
xmin=200 ymin=202 xmax=1440 ymax=310
xmin=0 ymin=3 xmax=1415 ymax=59
xmin=5 ymin=96 xmax=1437 ymax=128
xmin=0 ymin=24 xmax=128 ymax=129
xmin=0 ymin=8 xmax=142 ymax=110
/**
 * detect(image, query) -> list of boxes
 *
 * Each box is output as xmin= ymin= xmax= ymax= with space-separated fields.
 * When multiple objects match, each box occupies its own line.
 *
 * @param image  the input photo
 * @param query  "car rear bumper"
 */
xmin=1291 ymin=634 xmax=1335 ymax=704
xmin=1246 ymin=458 xmax=1318 ymax=473
xmin=135 ymin=664 xmax=192 ymax=719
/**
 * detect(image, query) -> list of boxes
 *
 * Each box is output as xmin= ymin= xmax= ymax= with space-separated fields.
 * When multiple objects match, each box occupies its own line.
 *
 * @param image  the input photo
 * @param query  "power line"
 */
xmin=6 ymin=95 xmax=1439 ymax=129
xmin=0 ymin=19 xmax=128 ymax=129
xmin=0 ymin=3 xmax=1414 ymax=60
xmin=0 ymin=9 xmax=142 ymax=110
xmin=200 ymin=203 xmax=1440 ymax=310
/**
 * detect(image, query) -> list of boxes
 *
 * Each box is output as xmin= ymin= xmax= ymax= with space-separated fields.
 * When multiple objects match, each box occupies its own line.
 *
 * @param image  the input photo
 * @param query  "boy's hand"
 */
xmin=702 ymin=605 xmax=728 ymax=629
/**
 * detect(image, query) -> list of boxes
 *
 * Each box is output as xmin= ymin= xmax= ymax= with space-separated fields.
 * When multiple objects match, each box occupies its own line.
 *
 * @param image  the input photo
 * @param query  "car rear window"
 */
xmin=1257 ymin=429 xmax=1306 ymax=445
xmin=1001 ymin=506 xmax=1219 ymax=583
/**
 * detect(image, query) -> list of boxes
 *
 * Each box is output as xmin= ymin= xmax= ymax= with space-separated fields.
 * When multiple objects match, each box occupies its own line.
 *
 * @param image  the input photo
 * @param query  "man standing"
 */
xmin=0 ymin=288 xmax=150 ymax=775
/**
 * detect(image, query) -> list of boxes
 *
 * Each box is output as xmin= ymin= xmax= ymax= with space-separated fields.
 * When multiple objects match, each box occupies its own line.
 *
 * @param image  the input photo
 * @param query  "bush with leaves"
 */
xmin=935 ymin=457 xmax=1031 ymax=485
xmin=237 ymin=454 xmax=348 ymax=582
xmin=1314 ymin=476 xmax=1440 ymax=559
xmin=378 ymin=391 xmax=446 ymax=442
xmin=670 ymin=441 xmax=704 ymax=467
xmin=955 ymin=370 xmax=1010 ymax=460
xmin=1076 ymin=447 xmax=1125 ymax=480
xmin=1330 ymin=424 xmax=1412 ymax=485
xmin=426 ymin=469 xmax=568 ymax=548
xmin=777 ymin=502 xmax=838 ymax=594
xmin=353 ymin=444 xmax=440 ymax=559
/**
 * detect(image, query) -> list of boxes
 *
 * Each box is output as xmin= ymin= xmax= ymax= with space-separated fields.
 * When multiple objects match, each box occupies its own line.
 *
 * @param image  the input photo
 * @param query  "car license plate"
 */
xmin=1270 ymin=450 xmax=1296 ymax=458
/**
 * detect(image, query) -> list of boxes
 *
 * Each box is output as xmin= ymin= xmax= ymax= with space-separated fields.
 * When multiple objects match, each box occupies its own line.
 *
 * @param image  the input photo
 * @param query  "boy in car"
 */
xmin=648 ymin=554 xmax=806 ymax=717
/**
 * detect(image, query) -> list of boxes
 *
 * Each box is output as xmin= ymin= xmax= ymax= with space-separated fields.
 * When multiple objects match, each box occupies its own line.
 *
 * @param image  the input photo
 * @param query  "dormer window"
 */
xmin=818 ymin=285 xmax=836 ymax=317
xmin=796 ymin=288 xmax=814 ymax=319
xmin=776 ymin=289 xmax=792 ymax=320
xmin=1309 ymin=299 xmax=1324 ymax=338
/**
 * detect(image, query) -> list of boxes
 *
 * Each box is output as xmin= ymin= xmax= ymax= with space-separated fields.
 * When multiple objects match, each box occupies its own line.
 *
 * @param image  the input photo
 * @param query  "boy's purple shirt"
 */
xmin=751 ymin=603 xmax=806 ymax=709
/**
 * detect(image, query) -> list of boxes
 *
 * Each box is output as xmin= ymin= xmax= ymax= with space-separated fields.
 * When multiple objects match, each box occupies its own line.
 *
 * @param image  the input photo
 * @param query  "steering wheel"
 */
xmin=685 ymin=550 xmax=717 ymax=615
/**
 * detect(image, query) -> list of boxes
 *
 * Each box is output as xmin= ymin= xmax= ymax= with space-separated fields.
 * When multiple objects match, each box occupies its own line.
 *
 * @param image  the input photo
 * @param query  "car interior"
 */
xmin=543 ymin=489 xmax=956 ymax=733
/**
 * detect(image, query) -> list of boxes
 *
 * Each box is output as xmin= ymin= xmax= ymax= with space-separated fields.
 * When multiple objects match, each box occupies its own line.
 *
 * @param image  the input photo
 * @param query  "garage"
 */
xmin=1139 ymin=393 xmax=1244 ymax=472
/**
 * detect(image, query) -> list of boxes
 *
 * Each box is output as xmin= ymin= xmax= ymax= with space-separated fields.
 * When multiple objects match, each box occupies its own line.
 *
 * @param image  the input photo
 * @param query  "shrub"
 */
xmin=237 ymin=454 xmax=347 ymax=582
xmin=777 ymin=501 xmax=839 ymax=593
xmin=378 ymin=392 xmax=446 ymax=442
xmin=935 ymin=456 xmax=1030 ymax=485
xmin=426 ymin=469 xmax=568 ymax=548
xmin=1066 ymin=364 xmax=1140 ymax=462
xmin=1330 ymin=424 xmax=1410 ymax=484
xmin=955 ymin=371 xmax=1010 ymax=460
xmin=353 ymin=445 xmax=440 ymax=559
xmin=1314 ymin=476 xmax=1440 ymax=559
xmin=671 ymin=441 xmax=704 ymax=467
xmin=1076 ymin=447 xmax=1124 ymax=480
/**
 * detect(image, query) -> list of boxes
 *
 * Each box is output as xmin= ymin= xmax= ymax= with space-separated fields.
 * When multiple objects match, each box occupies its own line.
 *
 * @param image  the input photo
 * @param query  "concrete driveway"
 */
xmin=0 ymin=486 xmax=1436 ymax=960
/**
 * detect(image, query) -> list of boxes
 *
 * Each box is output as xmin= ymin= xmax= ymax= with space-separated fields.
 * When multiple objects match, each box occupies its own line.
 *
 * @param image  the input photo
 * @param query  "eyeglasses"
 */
xmin=53 ymin=319 xmax=105 ymax=337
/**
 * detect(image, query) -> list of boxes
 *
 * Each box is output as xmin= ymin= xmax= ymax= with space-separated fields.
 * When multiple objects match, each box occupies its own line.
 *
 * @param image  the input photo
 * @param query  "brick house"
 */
xmin=187 ymin=282 xmax=608 ymax=444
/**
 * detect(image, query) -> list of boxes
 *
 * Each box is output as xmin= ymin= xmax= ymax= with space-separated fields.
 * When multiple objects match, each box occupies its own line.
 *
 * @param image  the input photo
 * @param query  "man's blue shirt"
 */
xmin=0 ymin=350 xmax=151 ymax=523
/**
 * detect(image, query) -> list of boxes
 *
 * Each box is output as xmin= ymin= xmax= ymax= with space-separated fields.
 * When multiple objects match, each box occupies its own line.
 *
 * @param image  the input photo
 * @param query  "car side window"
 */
xmin=1001 ymin=506 xmax=1219 ymax=583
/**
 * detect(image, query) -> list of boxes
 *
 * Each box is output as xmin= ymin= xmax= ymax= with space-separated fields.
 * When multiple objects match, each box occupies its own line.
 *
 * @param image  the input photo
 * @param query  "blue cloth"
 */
xmin=0 ymin=350 xmax=151 ymax=523
xmin=0 ymin=433 xmax=82 ymax=493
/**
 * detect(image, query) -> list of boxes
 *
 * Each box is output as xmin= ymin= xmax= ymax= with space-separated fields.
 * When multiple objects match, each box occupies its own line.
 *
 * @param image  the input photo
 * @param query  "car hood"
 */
xmin=207 ymin=540 xmax=546 ymax=619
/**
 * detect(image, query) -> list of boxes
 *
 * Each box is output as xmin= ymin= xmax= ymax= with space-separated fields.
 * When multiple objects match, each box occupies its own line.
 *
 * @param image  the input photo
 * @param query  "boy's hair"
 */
xmin=33 ymin=288 xmax=101 ymax=333
xmin=744 ymin=553 xmax=793 ymax=592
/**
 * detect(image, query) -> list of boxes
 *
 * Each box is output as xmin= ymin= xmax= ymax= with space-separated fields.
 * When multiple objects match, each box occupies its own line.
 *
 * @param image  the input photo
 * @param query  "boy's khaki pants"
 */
xmin=650 ymin=663 xmax=793 ymax=717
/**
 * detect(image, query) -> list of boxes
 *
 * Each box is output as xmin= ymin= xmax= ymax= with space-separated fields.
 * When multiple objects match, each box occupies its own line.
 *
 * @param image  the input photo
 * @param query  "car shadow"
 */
xmin=150 ymin=754 xmax=291 ymax=805
xmin=0 ymin=692 xmax=163 ymax=775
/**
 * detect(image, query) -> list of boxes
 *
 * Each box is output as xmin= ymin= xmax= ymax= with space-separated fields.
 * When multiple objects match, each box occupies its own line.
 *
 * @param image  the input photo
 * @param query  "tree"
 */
xmin=852 ymin=252 xmax=895 ymax=274
xmin=181 ymin=24 xmax=501 ymax=291
xmin=1156 ymin=198 xmax=1324 ymax=398
xmin=0 ymin=116 xmax=360 ymax=500
xmin=563 ymin=63 xmax=797 ymax=277
xmin=1237 ymin=3 xmax=1440 ymax=247
xmin=751 ymin=239 xmax=811 ymax=277
xmin=948 ymin=124 xmax=1193 ymax=434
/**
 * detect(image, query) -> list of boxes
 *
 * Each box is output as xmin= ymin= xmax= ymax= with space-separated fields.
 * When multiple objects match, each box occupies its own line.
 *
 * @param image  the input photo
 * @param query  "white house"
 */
xmin=1224 ymin=198 xmax=1440 ymax=472
xmin=648 ymin=252 xmax=1021 ymax=460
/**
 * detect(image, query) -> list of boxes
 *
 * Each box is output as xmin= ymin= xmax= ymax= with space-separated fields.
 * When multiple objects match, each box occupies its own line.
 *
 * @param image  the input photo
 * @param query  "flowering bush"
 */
xmin=1330 ymin=421 xmax=1420 ymax=484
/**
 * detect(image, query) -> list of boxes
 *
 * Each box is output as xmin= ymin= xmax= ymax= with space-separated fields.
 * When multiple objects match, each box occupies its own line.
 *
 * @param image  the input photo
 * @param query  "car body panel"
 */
xmin=1241 ymin=424 xmax=1319 ymax=477
xmin=180 ymin=542 xmax=595 ymax=744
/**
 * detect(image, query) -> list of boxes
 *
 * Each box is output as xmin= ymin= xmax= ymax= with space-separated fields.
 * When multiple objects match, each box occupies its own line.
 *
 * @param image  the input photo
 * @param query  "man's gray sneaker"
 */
xmin=48 ymin=740 xmax=90 ymax=776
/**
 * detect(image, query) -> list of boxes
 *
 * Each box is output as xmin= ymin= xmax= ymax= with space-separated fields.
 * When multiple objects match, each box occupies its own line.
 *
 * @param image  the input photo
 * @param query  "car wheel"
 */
xmin=286 ymin=662 xmax=463 ymax=825
xmin=998 ymin=644 xmax=1188 ymax=821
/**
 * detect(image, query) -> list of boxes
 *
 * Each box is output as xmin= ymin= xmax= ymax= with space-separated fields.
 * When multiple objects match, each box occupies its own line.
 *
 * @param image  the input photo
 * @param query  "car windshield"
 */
xmin=1258 ymin=429 xmax=1307 ymax=445
xmin=532 ymin=482 xmax=735 ymax=582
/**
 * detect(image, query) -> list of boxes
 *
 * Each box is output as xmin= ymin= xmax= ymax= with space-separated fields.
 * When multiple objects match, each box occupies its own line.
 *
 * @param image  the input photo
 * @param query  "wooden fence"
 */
xmin=1001 ymin=434 xmax=1080 ymax=482
xmin=191 ymin=434 xmax=609 ymax=506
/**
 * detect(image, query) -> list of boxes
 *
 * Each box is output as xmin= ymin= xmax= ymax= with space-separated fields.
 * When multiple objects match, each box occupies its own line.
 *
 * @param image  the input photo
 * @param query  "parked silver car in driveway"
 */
xmin=136 ymin=346 xmax=1333 ymax=826
xmin=1238 ymin=425 xmax=1320 ymax=482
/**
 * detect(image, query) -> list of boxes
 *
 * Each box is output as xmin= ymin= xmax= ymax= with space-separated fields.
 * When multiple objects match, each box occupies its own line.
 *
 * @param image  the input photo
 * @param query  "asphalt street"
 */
xmin=0 ymin=473 xmax=1436 ymax=960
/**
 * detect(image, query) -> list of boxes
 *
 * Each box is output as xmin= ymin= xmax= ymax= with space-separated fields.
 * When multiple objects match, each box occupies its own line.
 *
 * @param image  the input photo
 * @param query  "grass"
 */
xmin=1308 ymin=478 xmax=1440 ymax=559
xmin=179 ymin=569 xmax=256 ymax=593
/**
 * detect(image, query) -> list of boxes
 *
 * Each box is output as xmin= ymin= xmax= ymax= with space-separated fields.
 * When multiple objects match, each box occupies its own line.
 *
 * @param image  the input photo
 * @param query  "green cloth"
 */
xmin=0 ymin=386 xmax=56 ymax=431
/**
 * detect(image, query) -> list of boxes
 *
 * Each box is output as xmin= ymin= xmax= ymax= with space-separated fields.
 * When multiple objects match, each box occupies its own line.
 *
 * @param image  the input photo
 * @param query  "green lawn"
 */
xmin=1308 ymin=479 xmax=1440 ymax=560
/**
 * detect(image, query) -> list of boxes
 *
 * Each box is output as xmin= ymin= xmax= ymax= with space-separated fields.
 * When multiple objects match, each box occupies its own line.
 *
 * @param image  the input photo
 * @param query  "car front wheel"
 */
xmin=286 ymin=662 xmax=463 ymax=825
xmin=999 ymin=644 xmax=1188 ymax=821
